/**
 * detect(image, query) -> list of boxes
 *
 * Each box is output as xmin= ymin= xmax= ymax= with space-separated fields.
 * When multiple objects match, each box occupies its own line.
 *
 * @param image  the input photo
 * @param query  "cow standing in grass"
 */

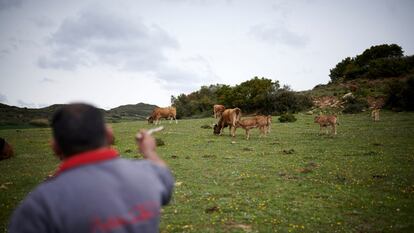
xmin=213 ymin=108 xmax=241 ymax=137
xmin=371 ymin=109 xmax=380 ymax=121
xmin=314 ymin=115 xmax=338 ymax=135
xmin=235 ymin=115 xmax=271 ymax=140
xmin=148 ymin=107 xmax=177 ymax=125
xmin=256 ymin=115 xmax=272 ymax=134
xmin=213 ymin=104 xmax=225 ymax=119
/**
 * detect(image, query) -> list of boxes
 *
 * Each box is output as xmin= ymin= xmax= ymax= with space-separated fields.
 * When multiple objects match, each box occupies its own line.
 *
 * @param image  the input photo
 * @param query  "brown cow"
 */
xmin=235 ymin=115 xmax=271 ymax=140
xmin=314 ymin=115 xmax=338 ymax=135
xmin=0 ymin=138 xmax=14 ymax=160
xmin=213 ymin=104 xmax=225 ymax=119
xmin=213 ymin=108 xmax=241 ymax=137
xmin=148 ymin=107 xmax=177 ymax=125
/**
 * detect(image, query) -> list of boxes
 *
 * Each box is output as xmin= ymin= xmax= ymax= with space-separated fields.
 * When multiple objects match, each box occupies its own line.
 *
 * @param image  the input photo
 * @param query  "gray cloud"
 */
xmin=32 ymin=16 xmax=55 ymax=28
xmin=156 ymin=56 xmax=219 ymax=92
xmin=0 ymin=48 xmax=9 ymax=58
xmin=5 ymin=37 xmax=38 ymax=53
xmin=40 ymin=77 xmax=55 ymax=83
xmin=0 ymin=93 xmax=7 ymax=103
xmin=0 ymin=0 xmax=24 ymax=11
xmin=160 ymin=0 xmax=232 ymax=5
xmin=250 ymin=24 xmax=309 ymax=48
xmin=38 ymin=7 xmax=178 ymax=71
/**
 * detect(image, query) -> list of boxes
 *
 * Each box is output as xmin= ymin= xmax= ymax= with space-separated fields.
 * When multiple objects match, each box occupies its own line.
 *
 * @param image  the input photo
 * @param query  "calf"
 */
xmin=371 ymin=109 xmax=380 ymax=121
xmin=213 ymin=108 xmax=241 ymax=137
xmin=236 ymin=115 xmax=271 ymax=140
xmin=256 ymin=115 xmax=272 ymax=134
xmin=148 ymin=107 xmax=177 ymax=125
xmin=314 ymin=115 xmax=338 ymax=135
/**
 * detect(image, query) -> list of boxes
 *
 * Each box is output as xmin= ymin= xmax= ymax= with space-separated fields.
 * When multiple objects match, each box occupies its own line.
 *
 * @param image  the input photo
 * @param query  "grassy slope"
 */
xmin=1 ymin=112 xmax=413 ymax=232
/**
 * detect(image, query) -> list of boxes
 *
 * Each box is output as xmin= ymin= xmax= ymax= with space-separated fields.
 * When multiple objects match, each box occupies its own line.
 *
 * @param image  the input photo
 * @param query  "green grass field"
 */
xmin=1 ymin=112 xmax=414 ymax=232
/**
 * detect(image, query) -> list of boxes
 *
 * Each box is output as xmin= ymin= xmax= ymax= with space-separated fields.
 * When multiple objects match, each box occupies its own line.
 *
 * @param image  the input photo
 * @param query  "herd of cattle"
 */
xmin=146 ymin=104 xmax=379 ymax=139
xmin=0 ymin=106 xmax=382 ymax=161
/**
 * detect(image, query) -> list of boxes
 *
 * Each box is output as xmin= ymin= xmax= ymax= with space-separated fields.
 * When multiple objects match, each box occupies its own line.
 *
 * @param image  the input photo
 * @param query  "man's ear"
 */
xmin=51 ymin=139 xmax=64 ymax=160
xmin=105 ymin=124 xmax=115 ymax=145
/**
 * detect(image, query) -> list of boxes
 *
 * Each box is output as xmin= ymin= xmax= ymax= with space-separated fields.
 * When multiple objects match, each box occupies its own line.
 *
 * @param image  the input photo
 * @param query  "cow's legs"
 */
xmin=246 ymin=129 xmax=250 ymax=140
xmin=231 ymin=125 xmax=237 ymax=137
xmin=333 ymin=124 xmax=337 ymax=135
xmin=260 ymin=126 xmax=266 ymax=137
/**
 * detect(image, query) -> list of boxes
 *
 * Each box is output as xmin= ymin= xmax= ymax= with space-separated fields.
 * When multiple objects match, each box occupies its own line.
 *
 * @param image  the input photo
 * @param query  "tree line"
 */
xmin=329 ymin=44 xmax=414 ymax=82
xmin=171 ymin=77 xmax=313 ymax=118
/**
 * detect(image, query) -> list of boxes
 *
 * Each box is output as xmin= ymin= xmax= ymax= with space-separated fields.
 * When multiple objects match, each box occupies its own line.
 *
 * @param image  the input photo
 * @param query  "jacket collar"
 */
xmin=55 ymin=148 xmax=119 ymax=176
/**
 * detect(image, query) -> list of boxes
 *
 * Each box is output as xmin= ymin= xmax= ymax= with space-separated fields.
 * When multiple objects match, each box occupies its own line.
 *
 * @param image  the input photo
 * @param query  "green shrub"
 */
xmin=343 ymin=98 xmax=369 ymax=114
xmin=278 ymin=113 xmax=297 ymax=123
xmin=385 ymin=76 xmax=414 ymax=111
xmin=269 ymin=91 xmax=313 ymax=114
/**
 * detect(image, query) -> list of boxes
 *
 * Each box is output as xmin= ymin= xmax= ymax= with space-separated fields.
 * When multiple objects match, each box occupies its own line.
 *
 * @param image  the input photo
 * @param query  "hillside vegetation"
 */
xmin=309 ymin=44 xmax=414 ymax=112
xmin=171 ymin=44 xmax=414 ymax=117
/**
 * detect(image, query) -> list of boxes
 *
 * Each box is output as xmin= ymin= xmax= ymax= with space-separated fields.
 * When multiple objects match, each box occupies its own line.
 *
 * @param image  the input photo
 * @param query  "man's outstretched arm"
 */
xmin=136 ymin=130 xmax=167 ymax=167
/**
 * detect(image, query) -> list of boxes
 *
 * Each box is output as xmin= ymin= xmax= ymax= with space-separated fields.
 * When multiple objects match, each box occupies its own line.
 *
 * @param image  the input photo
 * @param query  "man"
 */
xmin=9 ymin=103 xmax=174 ymax=233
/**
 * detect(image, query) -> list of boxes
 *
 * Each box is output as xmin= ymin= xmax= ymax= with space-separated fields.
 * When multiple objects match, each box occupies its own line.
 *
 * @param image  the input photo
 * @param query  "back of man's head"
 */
xmin=52 ymin=103 xmax=106 ymax=157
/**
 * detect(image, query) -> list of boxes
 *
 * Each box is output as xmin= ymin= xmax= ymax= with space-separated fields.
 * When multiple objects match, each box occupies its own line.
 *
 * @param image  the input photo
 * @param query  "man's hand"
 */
xmin=136 ymin=130 xmax=167 ymax=167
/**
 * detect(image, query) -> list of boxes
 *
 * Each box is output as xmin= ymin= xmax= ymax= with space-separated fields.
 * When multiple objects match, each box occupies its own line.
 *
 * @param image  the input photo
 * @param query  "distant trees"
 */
xmin=171 ymin=77 xmax=313 ymax=118
xmin=329 ymin=44 xmax=413 ymax=81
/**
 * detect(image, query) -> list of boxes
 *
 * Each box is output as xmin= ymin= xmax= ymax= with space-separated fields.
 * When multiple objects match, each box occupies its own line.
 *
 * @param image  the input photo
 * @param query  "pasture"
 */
xmin=1 ymin=112 xmax=414 ymax=232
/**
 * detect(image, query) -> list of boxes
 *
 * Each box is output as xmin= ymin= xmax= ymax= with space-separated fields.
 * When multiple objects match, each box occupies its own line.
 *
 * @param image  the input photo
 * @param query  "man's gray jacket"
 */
xmin=9 ymin=148 xmax=174 ymax=233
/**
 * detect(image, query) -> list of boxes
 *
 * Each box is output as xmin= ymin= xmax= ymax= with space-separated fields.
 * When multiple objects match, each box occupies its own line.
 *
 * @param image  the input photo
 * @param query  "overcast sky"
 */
xmin=0 ymin=0 xmax=413 ymax=109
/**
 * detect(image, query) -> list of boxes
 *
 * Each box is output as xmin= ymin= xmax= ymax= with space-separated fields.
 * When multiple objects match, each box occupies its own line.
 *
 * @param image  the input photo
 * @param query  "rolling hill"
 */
xmin=0 ymin=102 xmax=158 ymax=127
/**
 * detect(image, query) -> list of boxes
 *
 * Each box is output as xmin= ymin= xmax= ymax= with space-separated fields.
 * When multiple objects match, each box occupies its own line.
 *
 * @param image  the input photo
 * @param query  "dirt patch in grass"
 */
xmin=124 ymin=149 xmax=132 ymax=153
xmin=298 ymin=162 xmax=319 ymax=174
xmin=372 ymin=174 xmax=387 ymax=179
xmin=372 ymin=142 xmax=383 ymax=146
xmin=363 ymin=151 xmax=380 ymax=156
xmin=343 ymin=151 xmax=380 ymax=157
xmin=155 ymin=138 xmax=165 ymax=146
xmin=205 ymin=206 xmax=220 ymax=213
xmin=242 ymin=147 xmax=254 ymax=151
xmin=225 ymin=221 xmax=252 ymax=232
xmin=283 ymin=149 xmax=295 ymax=154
